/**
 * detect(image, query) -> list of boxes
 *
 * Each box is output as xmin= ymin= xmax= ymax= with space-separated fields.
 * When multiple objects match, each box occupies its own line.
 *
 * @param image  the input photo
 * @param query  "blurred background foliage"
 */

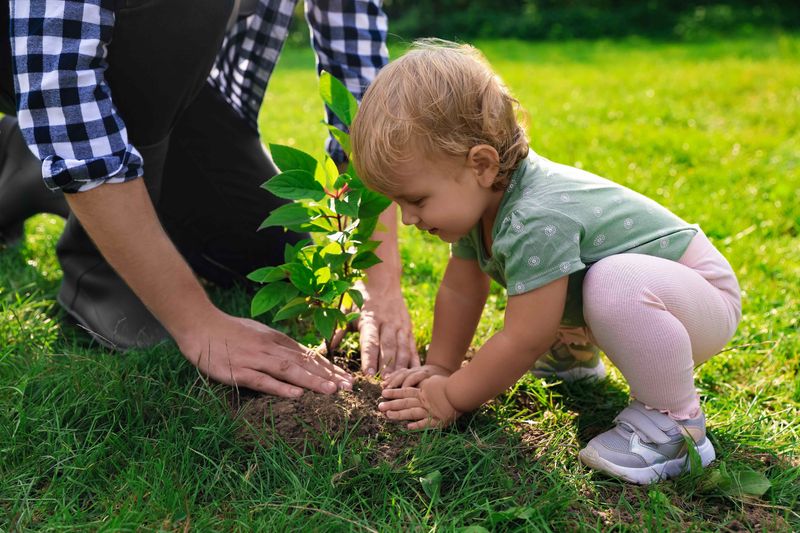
xmin=289 ymin=1 xmax=799 ymax=43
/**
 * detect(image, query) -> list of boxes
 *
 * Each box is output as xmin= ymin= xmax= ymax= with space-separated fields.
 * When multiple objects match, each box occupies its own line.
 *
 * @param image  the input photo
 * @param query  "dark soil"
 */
xmin=235 ymin=373 xmax=418 ymax=463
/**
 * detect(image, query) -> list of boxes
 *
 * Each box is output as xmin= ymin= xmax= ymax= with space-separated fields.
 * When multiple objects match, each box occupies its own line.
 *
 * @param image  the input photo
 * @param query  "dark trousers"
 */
xmin=1 ymin=0 xmax=302 ymax=288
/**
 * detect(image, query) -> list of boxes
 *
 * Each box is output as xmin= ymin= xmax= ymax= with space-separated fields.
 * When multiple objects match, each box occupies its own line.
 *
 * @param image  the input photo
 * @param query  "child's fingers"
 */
xmin=381 ymin=386 xmax=420 ymax=400
xmin=407 ymin=417 xmax=442 ymax=430
xmin=401 ymin=371 xmax=429 ymax=388
xmin=382 ymin=371 xmax=412 ymax=389
xmin=378 ymin=396 xmax=421 ymax=412
xmin=385 ymin=407 xmax=429 ymax=421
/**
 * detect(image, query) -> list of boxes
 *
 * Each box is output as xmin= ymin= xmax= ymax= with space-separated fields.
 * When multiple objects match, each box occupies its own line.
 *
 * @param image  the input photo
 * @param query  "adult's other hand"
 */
xmin=176 ymin=310 xmax=353 ymax=397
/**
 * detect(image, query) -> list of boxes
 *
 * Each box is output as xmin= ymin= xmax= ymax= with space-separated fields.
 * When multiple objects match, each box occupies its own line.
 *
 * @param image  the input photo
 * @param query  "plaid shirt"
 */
xmin=9 ymin=0 xmax=388 ymax=193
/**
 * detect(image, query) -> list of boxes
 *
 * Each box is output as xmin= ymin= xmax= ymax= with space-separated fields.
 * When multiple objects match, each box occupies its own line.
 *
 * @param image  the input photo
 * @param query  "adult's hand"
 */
xmin=350 ymin=203 xmax=420 ymax=375
xmin=354 ymin=277 xmax=419 ymax=376
xmin=176 ymin=310 xmax=353 ymax=397
xmin=65 ymin=178 xmax=352 ymax=397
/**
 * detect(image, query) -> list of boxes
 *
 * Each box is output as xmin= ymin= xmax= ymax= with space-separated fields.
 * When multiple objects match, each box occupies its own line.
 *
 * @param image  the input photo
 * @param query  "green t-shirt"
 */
xmin=451 ymin=151 xmax=698 ymax=326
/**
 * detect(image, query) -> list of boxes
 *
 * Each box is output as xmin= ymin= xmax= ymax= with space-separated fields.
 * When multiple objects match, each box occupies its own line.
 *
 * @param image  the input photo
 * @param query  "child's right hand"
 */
xmin=381 ymin=364 xmax=453 ymax=389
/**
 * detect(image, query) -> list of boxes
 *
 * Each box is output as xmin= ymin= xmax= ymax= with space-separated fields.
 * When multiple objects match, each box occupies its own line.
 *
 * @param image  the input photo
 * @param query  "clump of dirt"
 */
xmin=235 ymin=374 xmax=418 ymax=463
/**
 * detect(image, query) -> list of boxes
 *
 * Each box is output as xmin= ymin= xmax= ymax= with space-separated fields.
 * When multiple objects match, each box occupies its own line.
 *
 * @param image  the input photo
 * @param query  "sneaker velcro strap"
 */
xmin=613 ymin=402 xmax=677 ymax=445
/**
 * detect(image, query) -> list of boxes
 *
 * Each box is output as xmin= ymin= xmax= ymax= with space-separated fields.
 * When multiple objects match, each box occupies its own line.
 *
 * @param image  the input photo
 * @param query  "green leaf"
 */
xmin=250 ymin=282 xmax=297 ymax=317
xmin=347 ymin=288 xmax=364 ymax=308
xmin=333 ymin=173 xmax=350 ymax=190
xmin=269 ymin=144 xmax=318 ymax=174
xmin=326 ymin=125 xmax=352 ymax=155
xmin=354 ymin=215 xmax=378 ymax=241
xmin=345 ymin=311 xmax=360 ymax=323
xmin=358 ymin=189 xmax=392 ymax=219
xmin=730 ymin=468 xmax=771 ymax=497
xmin=259 ymin=204 xmax=314 ymax=231
xmin=419 ymin=470 xmax=442 ymax=501
xmin=352 ymin=240 xmax=381 ymax=254
xmin=313 ymin=307 xmax=338 ymax=341
xmin=284 ymin=239 xmax=310 ymax=264
xmin=247 ymin=266 xmax=286 ymax=283
xmin=308 ymin=214 xmax=337 ymax=233
xmin=319 ymin=70 xmax=359 ymax=128
xmin=273 ymin=297 xmax=310 ymax=321
xmin=285 ymin=263 xmax=317 ymax=296
xmin=351 ymin=250 xmax=382 ymax=270
xmin=319 ymin=280 xmax=351 ymax=305
xmin=314 ymin=266 xmax=331 ymax=284
xmin=334 ymin=189 xmax=361 ymax=219
xmin=263 ymin=170 xmax=326 ymax=202
xmin=320 ymin=241 xmax=343 ymax=256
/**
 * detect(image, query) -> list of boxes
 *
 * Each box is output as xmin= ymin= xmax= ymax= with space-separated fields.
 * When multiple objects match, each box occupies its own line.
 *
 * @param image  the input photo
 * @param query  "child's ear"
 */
xmin=467 ymin=145 xmax=500 ymax=188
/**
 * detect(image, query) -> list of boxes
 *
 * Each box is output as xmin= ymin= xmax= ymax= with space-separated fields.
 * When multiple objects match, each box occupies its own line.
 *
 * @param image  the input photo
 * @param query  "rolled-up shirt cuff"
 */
xmin=42 ymin=144 xmax=144 ymax=193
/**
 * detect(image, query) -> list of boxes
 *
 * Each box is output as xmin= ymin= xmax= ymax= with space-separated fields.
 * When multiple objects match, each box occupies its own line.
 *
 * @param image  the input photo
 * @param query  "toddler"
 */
xmin=350 ymin=40 xmax=741 ymax=484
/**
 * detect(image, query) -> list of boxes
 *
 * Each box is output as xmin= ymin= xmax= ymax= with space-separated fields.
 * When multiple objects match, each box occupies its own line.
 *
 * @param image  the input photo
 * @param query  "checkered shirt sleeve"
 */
xmin=10 ymin=0 xmax=143 ymax=193
xmin=207 ymin=0 xmax=388 ymax=164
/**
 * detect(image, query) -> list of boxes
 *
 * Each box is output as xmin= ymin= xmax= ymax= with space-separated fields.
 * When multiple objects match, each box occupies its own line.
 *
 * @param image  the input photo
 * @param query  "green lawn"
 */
xmin=2 ymin=35 xmax=799 ymax=530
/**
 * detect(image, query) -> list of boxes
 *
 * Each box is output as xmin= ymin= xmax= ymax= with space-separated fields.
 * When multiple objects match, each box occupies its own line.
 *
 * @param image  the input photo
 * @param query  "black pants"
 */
xmin=1 ymin=0 xmax=302 ymax=286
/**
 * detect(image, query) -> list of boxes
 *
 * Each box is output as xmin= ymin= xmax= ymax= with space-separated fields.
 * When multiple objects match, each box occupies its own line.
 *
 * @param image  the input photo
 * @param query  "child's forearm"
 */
xmin=425 ymin=259 xmax=490 ymax=372
xmin=443 ymin=330 xmax=553 ymax=413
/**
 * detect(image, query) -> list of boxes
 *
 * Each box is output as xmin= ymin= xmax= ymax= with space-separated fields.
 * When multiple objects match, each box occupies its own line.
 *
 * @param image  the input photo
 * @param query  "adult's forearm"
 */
xmin=64 ymin=178 xmax=216 ymax=340
xmin=364 ymin=203 xmax=401 ymax=285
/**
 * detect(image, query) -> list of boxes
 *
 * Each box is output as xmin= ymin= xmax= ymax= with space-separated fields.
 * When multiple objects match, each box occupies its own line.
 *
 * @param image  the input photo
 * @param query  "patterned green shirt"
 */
xmin=451 ymin=151 xmax=698 ymax=326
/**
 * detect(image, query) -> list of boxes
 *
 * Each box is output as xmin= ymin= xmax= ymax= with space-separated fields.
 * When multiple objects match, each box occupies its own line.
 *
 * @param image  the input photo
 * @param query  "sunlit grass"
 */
xmin=1 ymin=35 xmax=798 ymax=530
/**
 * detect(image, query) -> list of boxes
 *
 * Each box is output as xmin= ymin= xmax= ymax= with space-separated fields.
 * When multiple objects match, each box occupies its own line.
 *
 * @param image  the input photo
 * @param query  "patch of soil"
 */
xmin=235 ymin=373 xmax=417 ymax=463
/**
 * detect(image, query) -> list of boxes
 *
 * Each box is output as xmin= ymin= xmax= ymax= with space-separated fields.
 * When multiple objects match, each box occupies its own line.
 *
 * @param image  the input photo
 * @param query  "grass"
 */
xmin=2 ymin=34 xmax=799 ymax=530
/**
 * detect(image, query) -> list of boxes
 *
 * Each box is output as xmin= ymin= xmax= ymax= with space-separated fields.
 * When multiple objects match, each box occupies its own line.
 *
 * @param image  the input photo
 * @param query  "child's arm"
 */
xmin=381 ymin=256 xmax=490 ymax=389
xmin=381 ymin=276 xmax=568 ymax=429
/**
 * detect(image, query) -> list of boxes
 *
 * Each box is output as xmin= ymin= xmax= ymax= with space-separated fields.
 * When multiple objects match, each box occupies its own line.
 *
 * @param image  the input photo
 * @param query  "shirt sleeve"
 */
xmin=495 ymin=207 xmax=586 ymax=296
xmin=304 ymin=0 xmax=389 ymax=164
xmin=10 ymin=0 xmax=143 ymax=193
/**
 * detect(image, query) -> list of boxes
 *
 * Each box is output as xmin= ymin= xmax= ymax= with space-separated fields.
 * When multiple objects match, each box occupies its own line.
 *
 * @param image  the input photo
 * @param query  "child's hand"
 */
xmin=379 ymin=375 xmax=461 ymax=429
xmin=381 ymin=364 xmax=453 ymax=389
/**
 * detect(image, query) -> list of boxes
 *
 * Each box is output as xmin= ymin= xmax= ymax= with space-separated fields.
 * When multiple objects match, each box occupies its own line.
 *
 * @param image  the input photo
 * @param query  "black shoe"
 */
xmin=57 ymin=222 xmax=170 ymax=350
xmin=0 ymin=116 xmax=69 ymax=247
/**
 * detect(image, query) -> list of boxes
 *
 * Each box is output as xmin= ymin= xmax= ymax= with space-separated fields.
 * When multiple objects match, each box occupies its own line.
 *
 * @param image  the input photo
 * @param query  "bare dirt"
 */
xmin=234 ymin=373 xmax=418 ymax=463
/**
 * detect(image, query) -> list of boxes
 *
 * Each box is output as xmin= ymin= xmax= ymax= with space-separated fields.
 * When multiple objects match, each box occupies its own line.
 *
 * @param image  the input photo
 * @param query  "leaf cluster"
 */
xmin=249 ymin=72 xmax=391 ymax=355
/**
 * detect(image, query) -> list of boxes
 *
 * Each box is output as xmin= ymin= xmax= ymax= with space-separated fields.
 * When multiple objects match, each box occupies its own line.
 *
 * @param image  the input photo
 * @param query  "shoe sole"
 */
xmin=578 ymin=437 xmax=716 ymax=484
xmin=530 ymin=359 xmax=606 ymax=382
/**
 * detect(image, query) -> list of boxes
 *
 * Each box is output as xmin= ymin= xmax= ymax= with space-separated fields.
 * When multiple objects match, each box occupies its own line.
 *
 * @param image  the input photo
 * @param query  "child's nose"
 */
xmin=400 ymin=208 xmax=419 ymax=226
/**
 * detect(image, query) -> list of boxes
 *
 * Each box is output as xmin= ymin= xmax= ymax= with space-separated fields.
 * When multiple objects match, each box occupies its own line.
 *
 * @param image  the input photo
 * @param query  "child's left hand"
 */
xmin=378 ymin=375 xmax=461 ymax=429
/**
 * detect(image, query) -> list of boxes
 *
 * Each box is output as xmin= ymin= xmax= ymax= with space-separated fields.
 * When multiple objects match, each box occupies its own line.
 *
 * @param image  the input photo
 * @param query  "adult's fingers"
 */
xmin=391 ymin=328 xmax=412 ymax=372
xmin=299 ymin=350 xmax=353 ymax=386
xmin=254 ymin=357 xmax=338 ymax=395
xmin=378 ymin=324 xmax=398 ymax=373
xmin=236 ymin=369 xmax=305 ymax=398
xmin=359 ymin=315 xmax=380 ymax=376
xmin=408 ymin=331 xmax=421 ymax=368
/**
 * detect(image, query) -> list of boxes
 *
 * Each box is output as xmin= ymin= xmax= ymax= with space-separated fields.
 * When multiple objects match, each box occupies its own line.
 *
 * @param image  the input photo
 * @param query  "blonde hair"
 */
xmin=351 ymin=39 xmax=529 ymax=194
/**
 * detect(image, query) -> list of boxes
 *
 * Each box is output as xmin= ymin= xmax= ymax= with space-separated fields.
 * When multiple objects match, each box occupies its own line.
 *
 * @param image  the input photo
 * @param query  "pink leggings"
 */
xmin=580 ymin=231 xmax=741 ymax=419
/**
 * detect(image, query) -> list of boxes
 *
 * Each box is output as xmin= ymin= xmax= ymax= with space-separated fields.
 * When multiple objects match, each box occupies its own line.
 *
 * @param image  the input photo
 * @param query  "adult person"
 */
xmin=0 ymin=0 xmax=418 ymax=397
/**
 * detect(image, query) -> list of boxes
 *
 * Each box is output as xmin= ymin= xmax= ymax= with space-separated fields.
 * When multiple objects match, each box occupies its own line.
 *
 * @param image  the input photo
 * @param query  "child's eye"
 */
xmin=410 ymin=198 xmax=425 ymax=207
